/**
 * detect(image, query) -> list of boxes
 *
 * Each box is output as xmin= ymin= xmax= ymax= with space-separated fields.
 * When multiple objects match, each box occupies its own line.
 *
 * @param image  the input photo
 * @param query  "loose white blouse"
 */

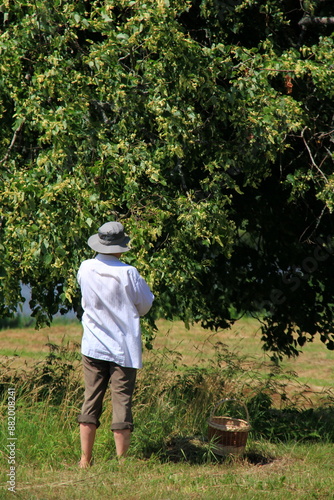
xmin=77 ymin=254 xmax=154 ymax=369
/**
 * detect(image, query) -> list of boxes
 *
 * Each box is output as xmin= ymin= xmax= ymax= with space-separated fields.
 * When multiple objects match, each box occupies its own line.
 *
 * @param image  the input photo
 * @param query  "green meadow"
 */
xmin=1 ymin=318 xmax=334 ymax=499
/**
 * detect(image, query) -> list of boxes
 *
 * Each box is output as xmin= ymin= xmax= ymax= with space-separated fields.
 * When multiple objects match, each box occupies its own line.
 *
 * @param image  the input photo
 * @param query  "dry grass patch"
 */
xmin=152 ymin=318 xmax=334 ymax=403
xmin=1 ymin=317 xmax=334 ymax=403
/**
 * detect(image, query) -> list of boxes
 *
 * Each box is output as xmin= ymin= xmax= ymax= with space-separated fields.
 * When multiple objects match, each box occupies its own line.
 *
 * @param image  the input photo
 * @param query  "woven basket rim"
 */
xmin=208 ymin=416 xmax=251 ymax=432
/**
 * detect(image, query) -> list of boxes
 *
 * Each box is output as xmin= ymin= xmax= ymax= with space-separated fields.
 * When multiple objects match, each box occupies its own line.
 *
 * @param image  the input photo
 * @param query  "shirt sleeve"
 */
xmin=132 ymin=271 xmax=154 ymax=316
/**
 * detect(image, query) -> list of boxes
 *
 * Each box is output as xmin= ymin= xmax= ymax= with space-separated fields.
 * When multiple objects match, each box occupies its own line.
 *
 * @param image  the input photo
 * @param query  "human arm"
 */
xmin=132 ymin=272 xmax=154 ymax=316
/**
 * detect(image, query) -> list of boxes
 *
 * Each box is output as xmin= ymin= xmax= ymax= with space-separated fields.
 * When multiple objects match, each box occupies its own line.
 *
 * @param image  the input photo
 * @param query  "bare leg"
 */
xmin=79 ymin=423 xmax=96 ymax=468
xmin=113 ymin=429 xmax=131 ymax=458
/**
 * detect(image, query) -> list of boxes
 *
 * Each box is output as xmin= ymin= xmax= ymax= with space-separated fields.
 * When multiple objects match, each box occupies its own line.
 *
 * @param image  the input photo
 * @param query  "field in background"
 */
xmin=154 ymin=318 xmax=334 ymax=406
xmin=1 ymin=317 xmax=333 ymax=399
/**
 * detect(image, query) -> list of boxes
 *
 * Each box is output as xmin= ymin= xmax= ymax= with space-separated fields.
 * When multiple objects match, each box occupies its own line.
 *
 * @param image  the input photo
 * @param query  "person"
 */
xmin=77 ymin=221 xmax=154 ymax=468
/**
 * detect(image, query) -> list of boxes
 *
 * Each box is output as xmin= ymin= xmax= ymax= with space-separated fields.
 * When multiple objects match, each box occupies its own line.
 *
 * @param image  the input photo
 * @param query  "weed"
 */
xmin=0 ymin=340 xmax=82 ymax=405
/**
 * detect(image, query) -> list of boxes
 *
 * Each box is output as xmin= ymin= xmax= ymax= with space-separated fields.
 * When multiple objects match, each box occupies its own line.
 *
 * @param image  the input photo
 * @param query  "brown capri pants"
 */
xmin=77 ymin=355 xmax=137 ymax=431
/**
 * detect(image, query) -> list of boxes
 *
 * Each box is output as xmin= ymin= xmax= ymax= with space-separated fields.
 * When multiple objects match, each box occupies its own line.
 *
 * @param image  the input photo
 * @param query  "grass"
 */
xmin=2 ymin=317 xmax=334 ymax=395
xmin=1 ymin=317 xmax=334 ymax=499
xmin=154 ymin=318 xmax=334 ymax=393
xmin=1 ymin=444 xmax=334 ymax=499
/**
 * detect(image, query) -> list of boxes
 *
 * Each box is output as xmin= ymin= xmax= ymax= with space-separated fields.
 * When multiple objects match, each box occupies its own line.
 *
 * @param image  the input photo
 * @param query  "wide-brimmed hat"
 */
xmin=88 ymin=221 xmax=130 ymax=254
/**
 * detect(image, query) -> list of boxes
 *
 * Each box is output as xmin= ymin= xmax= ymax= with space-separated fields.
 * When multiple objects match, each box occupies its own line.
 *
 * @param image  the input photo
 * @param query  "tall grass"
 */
xmin=1 ymin=321 xmax=334 ymax=499
xmin=1 ymin=337 xmax=334 ymax=476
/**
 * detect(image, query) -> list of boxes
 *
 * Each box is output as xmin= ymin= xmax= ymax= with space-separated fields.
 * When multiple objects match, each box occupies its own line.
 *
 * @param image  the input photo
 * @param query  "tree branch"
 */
xmin=299 ymin=15 xmax=334 ymax=27
xmin=0 ymin=119 xmax=26 ymax=165
xmin=301 ymin=127 xmax=328 ymax=182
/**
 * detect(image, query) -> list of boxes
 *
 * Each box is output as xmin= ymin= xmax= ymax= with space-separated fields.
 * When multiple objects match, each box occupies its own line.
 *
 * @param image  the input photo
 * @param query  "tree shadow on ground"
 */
xmin=250 ymin=405 xmax=334 ymax=443
xmin=160 ymin=435 xmax=275 ymax=466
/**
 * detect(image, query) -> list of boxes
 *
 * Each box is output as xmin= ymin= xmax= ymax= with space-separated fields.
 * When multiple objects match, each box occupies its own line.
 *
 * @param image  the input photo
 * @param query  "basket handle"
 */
xmin=210 ymin=398 xmax=250 ymax=424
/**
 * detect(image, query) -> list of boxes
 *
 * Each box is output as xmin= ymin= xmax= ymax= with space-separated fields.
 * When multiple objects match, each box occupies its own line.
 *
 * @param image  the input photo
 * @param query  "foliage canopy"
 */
xmin=1 ymin=0 xmax=334 ymax=357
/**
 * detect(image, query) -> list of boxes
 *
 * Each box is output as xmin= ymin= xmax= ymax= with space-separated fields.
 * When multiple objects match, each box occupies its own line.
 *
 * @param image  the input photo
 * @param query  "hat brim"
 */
xmin=87 ymin=234 xmax=131 ymax=254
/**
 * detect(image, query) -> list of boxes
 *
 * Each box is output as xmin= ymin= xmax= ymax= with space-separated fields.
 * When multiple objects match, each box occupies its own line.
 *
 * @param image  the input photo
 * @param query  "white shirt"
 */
xmin=77 ymin=254 xmax=154 ymax=368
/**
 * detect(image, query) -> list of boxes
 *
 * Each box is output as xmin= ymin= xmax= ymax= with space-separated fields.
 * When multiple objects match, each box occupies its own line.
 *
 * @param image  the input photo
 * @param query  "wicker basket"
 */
xmin=208 ymin=399 xmax=251 ymax=456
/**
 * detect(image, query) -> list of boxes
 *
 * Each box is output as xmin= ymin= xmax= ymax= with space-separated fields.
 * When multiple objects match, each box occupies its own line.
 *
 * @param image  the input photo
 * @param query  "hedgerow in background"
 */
xmin=1 ymin=0 xmax=334 ymax=357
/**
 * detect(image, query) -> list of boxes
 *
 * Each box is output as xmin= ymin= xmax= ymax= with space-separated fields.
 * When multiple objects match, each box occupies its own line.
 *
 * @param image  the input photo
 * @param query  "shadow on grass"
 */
xmin=136 ymin=402 xmax=334 ymax=466
xmin=157 ymin=435 xmax=275 ymax=466
xmin=250 ymin=404 xmax=334 ymax=443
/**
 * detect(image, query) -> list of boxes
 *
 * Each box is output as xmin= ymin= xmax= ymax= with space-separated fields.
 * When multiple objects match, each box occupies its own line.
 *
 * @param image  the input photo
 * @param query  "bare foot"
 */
xmin=78 ymin=459 xmax=92 ymax=469
xmin=117 ymin=456 xmax=126 ymax=465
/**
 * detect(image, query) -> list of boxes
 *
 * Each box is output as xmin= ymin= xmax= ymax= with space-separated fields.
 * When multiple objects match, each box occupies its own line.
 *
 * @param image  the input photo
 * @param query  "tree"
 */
xmin=0 ymin=0 xmax=334 ymax=357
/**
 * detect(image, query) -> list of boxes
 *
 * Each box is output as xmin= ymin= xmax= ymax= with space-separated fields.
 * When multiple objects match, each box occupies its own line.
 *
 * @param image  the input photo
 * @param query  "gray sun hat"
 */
xmin=88 ymin=221 xmax=131 ymax=254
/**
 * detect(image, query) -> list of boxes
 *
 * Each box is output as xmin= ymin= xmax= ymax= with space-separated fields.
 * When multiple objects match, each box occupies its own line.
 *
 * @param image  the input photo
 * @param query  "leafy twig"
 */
xmin=301 ymin=126 xmax=328 ymax=182
xmin=0 ymin=119 xmax=26 ymax=165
